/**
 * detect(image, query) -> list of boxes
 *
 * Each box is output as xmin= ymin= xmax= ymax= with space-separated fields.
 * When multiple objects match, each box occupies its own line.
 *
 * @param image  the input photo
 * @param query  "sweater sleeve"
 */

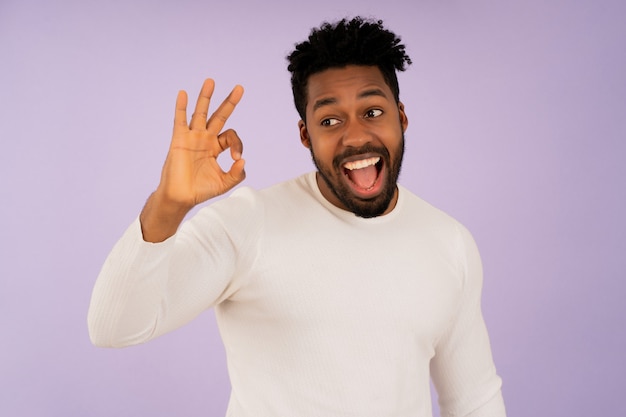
xmin=430 ymin=223 xmax=506 ymax=417
xmin=87 ymin=187 xmax=262 ymax=348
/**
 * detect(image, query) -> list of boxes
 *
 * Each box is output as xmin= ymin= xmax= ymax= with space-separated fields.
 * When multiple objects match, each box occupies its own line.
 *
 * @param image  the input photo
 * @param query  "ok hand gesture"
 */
xmin=160 ymin=78 xmax=245 ymax=208
xmin=140 ymin=79 xmax=246 ymax=242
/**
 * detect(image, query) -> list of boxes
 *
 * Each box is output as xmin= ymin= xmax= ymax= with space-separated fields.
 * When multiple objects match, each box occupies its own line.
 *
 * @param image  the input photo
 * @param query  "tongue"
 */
xmin=347 ymin=165 xmax=378 ymax=189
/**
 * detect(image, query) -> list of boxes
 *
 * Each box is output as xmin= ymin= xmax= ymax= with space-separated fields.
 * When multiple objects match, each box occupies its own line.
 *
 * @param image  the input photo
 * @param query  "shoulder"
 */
xmin=397 ymin=185 xmax=468 ymax=235
xmin=397 ymin=185 xmax=480 ymax=274
xmin=252 ymin=172 xmax=322 ymax=216
xmin=257 ymin=172 xmax=318 ymax=202
xmin=189 ymin=173 xmax=316 ymax=227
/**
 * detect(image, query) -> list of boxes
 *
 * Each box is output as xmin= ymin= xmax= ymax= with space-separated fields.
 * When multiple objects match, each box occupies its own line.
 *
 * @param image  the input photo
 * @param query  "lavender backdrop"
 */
xmin=1 ymin=0 xmax=624 ymax=415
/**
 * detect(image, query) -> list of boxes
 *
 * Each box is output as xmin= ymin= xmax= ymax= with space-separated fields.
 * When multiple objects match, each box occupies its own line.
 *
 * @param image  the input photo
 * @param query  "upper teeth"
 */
xmin=343 ymin=157 xmax=380 ymax=170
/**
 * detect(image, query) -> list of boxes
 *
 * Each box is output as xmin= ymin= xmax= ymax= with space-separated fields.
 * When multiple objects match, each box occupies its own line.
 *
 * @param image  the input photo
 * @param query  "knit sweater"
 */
xmin=88 ymin=172 xmax=505 ymax=417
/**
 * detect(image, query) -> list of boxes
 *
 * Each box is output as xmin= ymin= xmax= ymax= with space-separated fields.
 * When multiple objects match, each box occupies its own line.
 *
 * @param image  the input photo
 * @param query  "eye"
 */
xmin=321 ymin=118 xmax=341 ymax=127
xmin=365 ymin=109 xmax=383 ymax=118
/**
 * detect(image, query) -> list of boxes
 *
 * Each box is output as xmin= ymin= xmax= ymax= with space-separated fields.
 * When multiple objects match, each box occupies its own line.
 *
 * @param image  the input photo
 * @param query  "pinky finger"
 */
xmin=173 ymin=90 xmax=189 ymax=131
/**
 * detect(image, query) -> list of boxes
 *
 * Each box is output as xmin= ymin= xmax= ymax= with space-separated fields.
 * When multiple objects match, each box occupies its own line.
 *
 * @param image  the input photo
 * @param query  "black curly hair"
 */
xmin=287 ymin=16 xmax=412 ymax=122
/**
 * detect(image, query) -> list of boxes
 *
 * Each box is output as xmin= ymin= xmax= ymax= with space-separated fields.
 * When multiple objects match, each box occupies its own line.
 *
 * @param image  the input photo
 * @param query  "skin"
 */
xmin=299 ymin=65 xmax=409 ymax=217
xmin=140 ymin=79 xmax=246 ymax=242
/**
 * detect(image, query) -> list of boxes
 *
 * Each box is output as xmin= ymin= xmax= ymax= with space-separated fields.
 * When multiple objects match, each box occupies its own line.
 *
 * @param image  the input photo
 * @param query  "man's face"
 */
xmin=299 ymin=65 xmax=408 ymax=218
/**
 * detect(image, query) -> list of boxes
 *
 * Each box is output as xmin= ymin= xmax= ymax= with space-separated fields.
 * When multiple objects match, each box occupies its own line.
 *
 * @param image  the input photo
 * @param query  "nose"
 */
xmin=341 ymin=118 xmax=372 ymax=148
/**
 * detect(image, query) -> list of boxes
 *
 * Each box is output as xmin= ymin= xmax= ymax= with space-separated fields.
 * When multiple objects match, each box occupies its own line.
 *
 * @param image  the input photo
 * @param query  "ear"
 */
xmin=299 ymin=120 xmax=311 ymax=149
xmin=398 ymin=102 xmax=409 ymax=132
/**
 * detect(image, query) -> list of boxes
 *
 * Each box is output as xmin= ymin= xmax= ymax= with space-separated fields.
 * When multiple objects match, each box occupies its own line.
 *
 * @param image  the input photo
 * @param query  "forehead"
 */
xmin=305 ymin=65 xmax=392 ymax=107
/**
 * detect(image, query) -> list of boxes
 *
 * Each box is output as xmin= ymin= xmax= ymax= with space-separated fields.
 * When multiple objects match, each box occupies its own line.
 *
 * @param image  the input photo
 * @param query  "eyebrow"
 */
xmin=312 ymin=88 xmax=389 ymax=112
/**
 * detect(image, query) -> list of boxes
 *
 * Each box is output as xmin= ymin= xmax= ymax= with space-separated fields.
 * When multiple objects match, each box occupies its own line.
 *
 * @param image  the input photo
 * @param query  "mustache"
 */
xmin=332 ymin=144 xmax=390 ymax=170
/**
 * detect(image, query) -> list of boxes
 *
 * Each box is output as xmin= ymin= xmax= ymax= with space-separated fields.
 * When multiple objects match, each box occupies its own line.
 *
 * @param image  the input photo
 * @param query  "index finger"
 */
xmin=206 ymin=85 xmax=244 ymax=135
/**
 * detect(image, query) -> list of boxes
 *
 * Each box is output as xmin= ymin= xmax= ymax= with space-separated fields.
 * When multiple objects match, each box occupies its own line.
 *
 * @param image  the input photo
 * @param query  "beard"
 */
xmin=310 ymin=135 xmax=405 ymax=218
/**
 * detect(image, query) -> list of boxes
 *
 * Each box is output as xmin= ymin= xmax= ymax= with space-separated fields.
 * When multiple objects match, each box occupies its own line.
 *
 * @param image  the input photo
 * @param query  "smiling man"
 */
xmin=300 ymin=65 xmax=407 ymax=218
xmin=89 ymin=17 xmax=506 ymax=417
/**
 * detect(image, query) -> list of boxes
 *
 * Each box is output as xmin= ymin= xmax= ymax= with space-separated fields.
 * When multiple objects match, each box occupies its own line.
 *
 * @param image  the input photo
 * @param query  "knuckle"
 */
xmin=192 ymin=111 xmax=208 ymax=119
xmin=211 ymin=114 xmax=228 ymax=124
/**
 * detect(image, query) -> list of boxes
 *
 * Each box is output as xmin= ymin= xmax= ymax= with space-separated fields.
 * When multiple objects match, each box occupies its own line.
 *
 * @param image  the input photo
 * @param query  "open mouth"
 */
xmin=342 ymin=156 xmax=384 ymax=196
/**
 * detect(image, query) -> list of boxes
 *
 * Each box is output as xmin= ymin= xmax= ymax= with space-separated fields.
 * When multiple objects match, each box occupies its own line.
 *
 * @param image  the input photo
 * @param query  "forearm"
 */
xmin=88 ymin=198 xmax=252 ymax=348
xmin=87 ymin=219 xmax=176 ymax=347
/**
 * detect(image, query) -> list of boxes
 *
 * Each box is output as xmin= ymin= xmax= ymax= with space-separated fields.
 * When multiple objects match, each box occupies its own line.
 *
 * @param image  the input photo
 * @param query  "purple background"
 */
xmin=2 ymin=0 xmax=624 ymax=415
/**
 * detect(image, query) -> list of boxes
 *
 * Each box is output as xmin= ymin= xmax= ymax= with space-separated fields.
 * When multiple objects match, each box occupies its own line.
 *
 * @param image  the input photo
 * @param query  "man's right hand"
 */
xmin=140 ymin=79 xmax=246 ymax=242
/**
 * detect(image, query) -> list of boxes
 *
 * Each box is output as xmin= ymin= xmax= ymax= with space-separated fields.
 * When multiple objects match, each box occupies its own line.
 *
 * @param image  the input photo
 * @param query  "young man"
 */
xmin=89 ymin=17 xmax=506 ymax=417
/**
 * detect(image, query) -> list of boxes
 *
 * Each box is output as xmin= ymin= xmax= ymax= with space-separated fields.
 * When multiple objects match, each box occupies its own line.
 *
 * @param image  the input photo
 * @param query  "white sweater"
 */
xmin=88 ymin=172 xmax=506 ymax=417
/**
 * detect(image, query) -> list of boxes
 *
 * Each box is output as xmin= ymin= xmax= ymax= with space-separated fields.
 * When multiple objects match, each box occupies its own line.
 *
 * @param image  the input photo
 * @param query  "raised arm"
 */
xmin=88 ymin=79 xmax=253 ymax=347
xmin=141 ymin=79 xmax=246 ymax=242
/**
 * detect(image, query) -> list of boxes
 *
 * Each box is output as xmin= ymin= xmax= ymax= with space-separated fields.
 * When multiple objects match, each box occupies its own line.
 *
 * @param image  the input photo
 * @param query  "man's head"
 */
xmin=287 ymin=17 xmax=412 ymax=218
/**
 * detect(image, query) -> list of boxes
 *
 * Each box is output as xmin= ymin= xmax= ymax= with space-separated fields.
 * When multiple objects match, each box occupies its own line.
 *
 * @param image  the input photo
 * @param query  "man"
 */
xmin=89 ymin=17 xmax=506 ymax=417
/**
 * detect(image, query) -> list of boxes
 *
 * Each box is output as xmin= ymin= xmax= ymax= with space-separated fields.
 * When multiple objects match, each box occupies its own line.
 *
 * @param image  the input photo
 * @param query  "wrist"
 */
xmin=139 ymin=191 xmax=192 ymax=243
xmin=150 ymin=188 xmax=195 ymax=217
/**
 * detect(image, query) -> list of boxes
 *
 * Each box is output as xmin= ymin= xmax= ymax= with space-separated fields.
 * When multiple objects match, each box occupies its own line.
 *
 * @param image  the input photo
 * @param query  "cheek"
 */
xmin=383 ymin=124 xmax=404 ymax=146
xmin=311 ymin=141 xmax=332 ymax=161
xmin=310 ymin=140 xmax=339 ymax=168
xmin=309 ymin=133 xmax=335 ymax=155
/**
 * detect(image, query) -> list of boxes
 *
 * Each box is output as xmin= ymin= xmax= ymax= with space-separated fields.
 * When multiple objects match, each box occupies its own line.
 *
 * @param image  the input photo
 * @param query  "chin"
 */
xmin=336 ymin=181 xmax=397 ymax=218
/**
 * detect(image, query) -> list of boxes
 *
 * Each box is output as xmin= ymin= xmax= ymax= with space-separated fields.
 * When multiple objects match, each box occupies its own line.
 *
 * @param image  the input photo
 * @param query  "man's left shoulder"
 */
xmin=398 ymin=185 xmax=465 ymax=229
